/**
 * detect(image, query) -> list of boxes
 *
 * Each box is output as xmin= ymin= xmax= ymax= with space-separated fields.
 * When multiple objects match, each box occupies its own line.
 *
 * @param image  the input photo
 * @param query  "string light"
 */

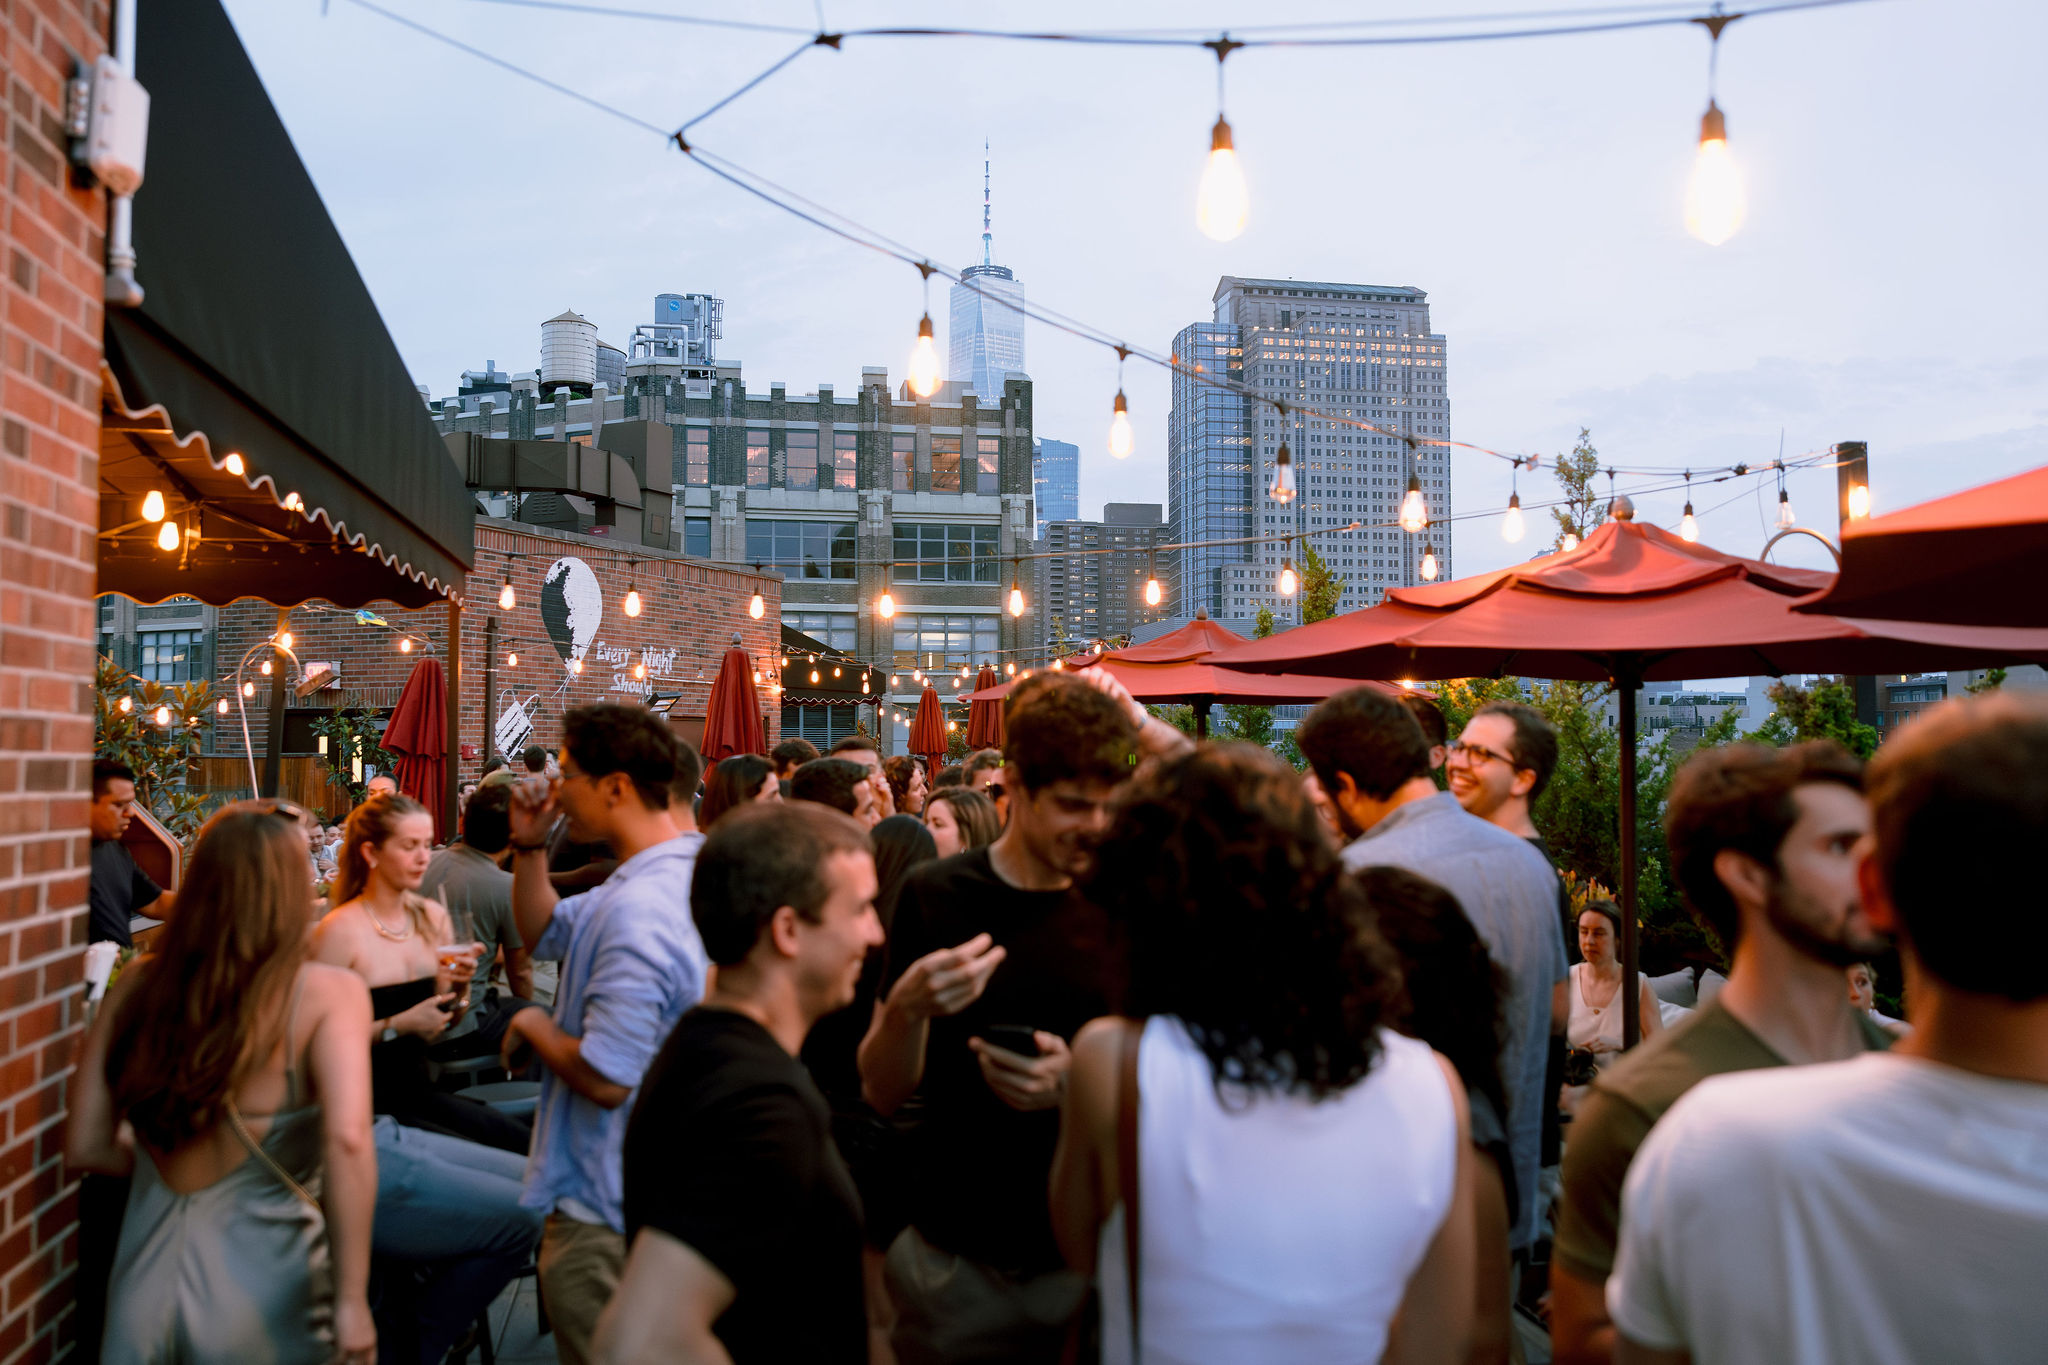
xmin=154 ymin=706 xmax=171 ymax=727
xmin=624 ymin=583 xmax=643 ymax=617
xmin=634 ymin=661 xmax=647 ymax=679
xmin=283 ymin=492 xmax=303 ymax=512
xmin=1685 ymin=11 xmax=1745 ymax=246
xmin=506 ymin=651 xmax=519 ymax=666
xmin=216 ymin=698 xmax=229 ymax=715
xmin=1776 ymin=485 xmax=1795 ymax=530
xmin=1005 ymin=662 xmax=1016 ymax=676
xmin=118 ymin=695 xmax=132 ymax=714
xmin=499 ymin=577 xmax=516 ymax=610
xmin=889 ymin=673 xmax=898 ymax=687
xmin=241 ymin=681 xmax=255 ymax=697
xmin=1680 ymin=471 xmax=1700 ymax=542
xmin=1277 ymin=558 xmax=1298 ymax=597
xmin=156 ymin=520 xmax=180 ymax=552
xmin=810 ymin=666 xmax=821 ymax=684
xmin=400 ymin=637 xmax=413 ymax=653
xmin=1420 ymin=541 xmax=1439 ymax=581
xmin=141 ymin=490 xmax=166 ymax=522
xmin=1107 ymin=347 xmax=1134 ymax=458
xmin=878 ymin=566 xmax=897 ymax=619
xmin=907 ymin=263 xmax=941 ymax=398
xmin=1502 ymin=493 xmax=1525 ymax=544
xmin=1270 ymin=429 xmax=1296 ymax=505
xmin=1008 ymin=560 xmax=1025 ymax=618
xmin=260 ymin=659 xmax=272 ymax=676
xmin=1144 ymin=570 xmax=1162 ymax=608
xmin=1196 ymin=42 xmax=1247 ymax=241
xmin=1846 ymin=482 xmax=1871 ymax=521
xmin=1561 ymin=532 xmax=1581 ymax=552
xmin=223 ymin=452 xmax=244 ymax=476
xmin=276 ymin=630 xmax=294 ymax=650
xmin=749 ymin=578 xmax=765 ymax=619
xmin=1399 ymin=474 xmax=1428 ymax=534
xmin=833 ymin=665 xmax=842 ymax=678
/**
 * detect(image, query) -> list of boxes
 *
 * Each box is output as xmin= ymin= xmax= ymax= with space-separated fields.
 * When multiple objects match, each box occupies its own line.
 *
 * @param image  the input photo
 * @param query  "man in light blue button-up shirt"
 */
xmin=1300 ymin=687 xmax=1569 ymax=1257
xmin=505 ymin=704 xmax=708 ymax=1365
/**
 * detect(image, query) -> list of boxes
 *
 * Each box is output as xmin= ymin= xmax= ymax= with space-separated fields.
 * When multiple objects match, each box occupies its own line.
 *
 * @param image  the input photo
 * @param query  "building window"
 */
xmin=891 ymin=433 xmax=913 ymax=492
xmin=746 ymin=430 xmax=770 ymax=488
xmin=781 ymin=704 xmax=865 ymax=746
xmin=892 ymin=613 xmax=999 ymax=668
xmin=831 ymin=433 xmax=858 ymax=491
xmin=782 ymin=611 xmax=856 ymax=653
xmin=976 ymin=436 xmax=1000 ymax=493
xmin=931 ymin=434 xmax=961 ymax=492
xmin=682 ymin=428 xmax=710 ymax=486
xmin=745 ymin=519 xmax=856 ymax=579
xmin=683 ymin=516 xmax=710 ymax=559
xmin=893 ymin=524 xmax=998 ymax=583
xmin=138 ymin=629 xmax=201 ymax=683
xmin=786 ymin=430 xmax=819 ymax=491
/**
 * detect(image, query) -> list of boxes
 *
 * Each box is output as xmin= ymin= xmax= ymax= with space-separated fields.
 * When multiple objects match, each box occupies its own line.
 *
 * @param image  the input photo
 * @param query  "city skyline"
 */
xmin=226 ymin=0 xmax=2048 ymax=587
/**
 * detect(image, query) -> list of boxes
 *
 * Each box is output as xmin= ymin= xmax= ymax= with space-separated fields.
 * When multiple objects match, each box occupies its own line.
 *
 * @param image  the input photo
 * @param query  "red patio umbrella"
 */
xmin=1109 ymin=610 xmax=1250 ymax=664
xmin=966 ymin=659 xmax=1401 ymax=737
xmin=382 ymin=657 xmax=448 ymax=842
xmin=1797 ymin=463 xmax=2048 ymax=626
xmin=700 ymin=634 xmax=766 ymax=764
xmin=908 ymin=685 xmax=949 ymax=763
xmin=965 ymin=666 xmax=1004 ymax=750
xmin=1216 ymin=503 xmax=2048 ymax=1043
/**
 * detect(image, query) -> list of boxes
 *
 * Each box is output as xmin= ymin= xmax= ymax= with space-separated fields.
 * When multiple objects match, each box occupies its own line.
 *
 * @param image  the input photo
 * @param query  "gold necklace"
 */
xmin=364 ymin=901 xmax=413 ymax=943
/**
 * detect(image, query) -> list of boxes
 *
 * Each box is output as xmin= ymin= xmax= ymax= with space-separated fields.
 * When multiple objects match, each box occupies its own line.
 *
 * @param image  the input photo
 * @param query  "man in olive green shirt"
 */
xmin=1550 ymin=741 xmax=1893 ymax=1365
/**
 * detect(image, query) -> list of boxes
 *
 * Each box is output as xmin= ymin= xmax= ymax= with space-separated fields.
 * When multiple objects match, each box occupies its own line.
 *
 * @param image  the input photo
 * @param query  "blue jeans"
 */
xmin=372 ymin=1117 xmax=542 ymax=1364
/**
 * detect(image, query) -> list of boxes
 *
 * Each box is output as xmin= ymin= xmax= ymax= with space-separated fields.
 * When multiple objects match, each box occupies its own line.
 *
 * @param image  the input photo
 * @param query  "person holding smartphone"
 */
xmin=858 ymin=672 xmax=1189 ymax=1364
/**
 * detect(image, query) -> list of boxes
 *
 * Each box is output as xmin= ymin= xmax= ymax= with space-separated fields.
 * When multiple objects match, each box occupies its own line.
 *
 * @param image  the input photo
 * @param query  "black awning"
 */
xmin=97 ymin=0 xmax=471 ymax=609
xmin=780 ymin=625 xmax=883 ymax=703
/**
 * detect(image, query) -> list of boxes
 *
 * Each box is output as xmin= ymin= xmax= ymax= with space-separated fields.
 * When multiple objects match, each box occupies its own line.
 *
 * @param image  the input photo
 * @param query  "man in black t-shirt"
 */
xmin=600 ymin=801 xmax=880 ymax=1365
xmin=859 ymin=671 xmax=1189 ymax=1364
xmin=88 ymin=759 xmax=171 ymax=947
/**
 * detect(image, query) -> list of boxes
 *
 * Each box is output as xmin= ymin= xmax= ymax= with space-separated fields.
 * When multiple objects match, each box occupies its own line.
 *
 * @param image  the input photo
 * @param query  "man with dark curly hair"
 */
xmin=859 ymin=670 xmax=1185 ymax=1363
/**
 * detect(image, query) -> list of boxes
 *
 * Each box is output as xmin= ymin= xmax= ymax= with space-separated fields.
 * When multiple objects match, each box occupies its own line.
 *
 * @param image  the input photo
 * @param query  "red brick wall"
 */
xmin=1 ymin=1 xmax=110 ymax=1359
xmin=215 ymin=523 xmax=782 ymax=783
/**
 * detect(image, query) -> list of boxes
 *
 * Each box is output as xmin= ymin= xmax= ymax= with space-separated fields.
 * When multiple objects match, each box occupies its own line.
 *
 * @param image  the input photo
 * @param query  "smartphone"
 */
xmin=979 ymin=1023 xmax=1041 ymax=1058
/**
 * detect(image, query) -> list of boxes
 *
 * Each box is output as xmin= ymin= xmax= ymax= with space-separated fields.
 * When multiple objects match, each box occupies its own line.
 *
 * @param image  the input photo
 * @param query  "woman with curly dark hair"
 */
xmin=1357 ymin=864 xmax=1517 ymax=1365
xmin=881 ymin=753 xmax=928 ymax=816
xmin=698 ymin=753 xmax=779 ymax=830
xmin=1051 ymin=744 xmax=1475 ymax=1365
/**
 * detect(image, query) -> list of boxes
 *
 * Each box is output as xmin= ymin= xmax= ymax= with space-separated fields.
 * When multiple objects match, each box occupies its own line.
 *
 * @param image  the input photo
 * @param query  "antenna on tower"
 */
xmin=982 ymin=139 xmax=992 ymax=267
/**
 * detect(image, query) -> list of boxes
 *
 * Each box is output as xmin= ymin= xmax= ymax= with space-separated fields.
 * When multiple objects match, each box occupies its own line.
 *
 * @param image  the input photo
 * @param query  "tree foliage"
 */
xmin=93 ymin=655 xmax=219 ymax=841
xmin=1549 ymin=427 xmax=1604 ymax=550
xmin=308 ymin=701 xmax=401 ymax=810
xmin=1253 ymin=606 xmax=1276 ymax=639
xmin=1299 ymin=540 xmax=1345 ymax=625
xmin=1751 ymin=678 xmax=1877 ymax=758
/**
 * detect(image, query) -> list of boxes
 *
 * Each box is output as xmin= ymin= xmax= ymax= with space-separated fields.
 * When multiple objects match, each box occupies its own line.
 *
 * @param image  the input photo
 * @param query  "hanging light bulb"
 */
xmin=276 ymin=630 xmax=294 ymax=650
xmin=283 ymin=492 xmax=303 ymax=512
xmin=946 ymin=720 xmax=957 ymax=733
xmin=118 ymin=694 xmax=132 ymax=714
xmin=833 ymin=665 xmax=843 ymax=678
xmin=1108 ymin=390 xmax=1134 ymax=459
xmin=914 ymin=669 xmax=924 ymax=683
xmin=810 ymin=667 xmax=820 ymax=684
xmin=753 ymin=669 xmax=762 ymax=684
xmin=1399 ymin=475 xmax=1428 ymax=533
xmin=1685 ymin=101 xmax=1746 ymax=246
xmin=1420 ymin=543 xmax=1440 ymax=581
xmin=223 ymin=452 xmax=245 ymax=476
xmin=154 ymin=705 xmax=171 ymax=727
xmin=877 ymin=589 xmax=897 ymax=619
xmin=1680 ymin=501 xmax=1700 ymax=542
xmin=1561 ymin=532 xmax=1581 ymax=553
xmin=1278 ymin=559 xmax=1298 ymax=596
xmin=506 ymin=651 xmax=519 ymax=667
xmin=1270 ymin=439 xmax=1295 ymax=504
xmin=1776 ymin=486 xmax=1795 ymax=529
xmin=1006 ymin=662 xmax=1016 ymax=676
xmin=889 ymin=673 xmax=898 ymax=687
xmin=141 ymin=489 xmax=166 ymax=522
xmin=241 ymin=681 xmax=255 ymax=698
xmin=1144 ymin=574 xmax=1162 ymax=607
xmin=1846 ymin=482 xmax=1871 ymax=521
xmin=216 ymin=698 xmax=229 ymax=715
xmin=260 ymin=659 xmax=272 ymax=676
xmin=1502 ymin=494 xmax=1525 ymax=544
xmin=1008 ymin=578 xmax=1025 ymax=618
xmin=907 ymin=313 xmax=941 ymax=399
xmin=749 ymin=591 xmax=764 ymax=620
xmin=1196 ymin=116 xmax=1248 ymax=241
xmin=634 ymin=661 xmax=647 ymax=679
xmin=499 ymin=579 xmax=516 ymax=610
xmin=1052 ymin=659 xmax=1064 ymax=671
xmin=400 ymin=637 xmax=413 ymax=653
xmin=156 ymin=520 xmax=180 ymax=552
xmin=861 ymin=674 xmax=870 ymax=694
xmin=623 ymin=585 xmax=642 ymax=617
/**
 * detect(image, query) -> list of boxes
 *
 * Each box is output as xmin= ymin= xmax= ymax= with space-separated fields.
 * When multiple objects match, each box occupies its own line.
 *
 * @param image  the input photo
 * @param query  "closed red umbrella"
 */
xmin=965 ymin=666 xmax=1003 ymax=750
xmin=909 ymin=685 xmax=948 ymax=762
xmin=1797 ymin=463 xmax=2048 ymax=626
xmin=700 ymin=634 xmax=766 ymax=764
xmin=1215 ymin=503 xmax=2048 ymax=1044
xmin=382 ymin=657 xmax=447 ymax=841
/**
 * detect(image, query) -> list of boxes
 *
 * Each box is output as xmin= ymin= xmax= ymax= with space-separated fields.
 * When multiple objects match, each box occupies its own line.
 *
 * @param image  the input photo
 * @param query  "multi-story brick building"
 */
xmin=1037 ymin=504 xmax=1169 ymax=651
xmin=427 ymin=297 xmax=1037 ymax=753
xmin=1170 ymin=276 xmax=1453 ymax=620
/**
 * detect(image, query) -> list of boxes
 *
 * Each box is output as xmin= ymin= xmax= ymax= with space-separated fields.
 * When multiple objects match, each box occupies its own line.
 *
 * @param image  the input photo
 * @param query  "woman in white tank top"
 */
xmin=1051 ymin=745 xmax=1476 ymax=1365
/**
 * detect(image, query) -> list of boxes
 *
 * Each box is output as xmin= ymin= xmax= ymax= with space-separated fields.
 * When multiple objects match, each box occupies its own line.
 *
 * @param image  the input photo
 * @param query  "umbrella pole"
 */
xmin=1618 ymin=659 xmax=1642 ymax=1048
xmin=260 ymin=608 xmax=289 ymax=799
xmin=1194 ymin=701 xmax=1210 ymax=739
xmin=445 ymin=599 xmax=462 ymax=842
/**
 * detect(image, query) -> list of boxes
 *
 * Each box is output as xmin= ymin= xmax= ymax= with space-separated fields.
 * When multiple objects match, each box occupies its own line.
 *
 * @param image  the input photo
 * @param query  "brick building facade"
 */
xmin=214 ymin=521 xmax=781 ymax=786
xmin=0 ymin=1 xmax=112 ymax=1358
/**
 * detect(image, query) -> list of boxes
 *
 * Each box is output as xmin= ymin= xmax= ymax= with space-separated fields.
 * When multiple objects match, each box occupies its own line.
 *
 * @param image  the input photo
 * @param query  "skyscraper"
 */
xmin=1033 ymin=437 xmax=1078 ymax=538
xmin=949 ymin=145 xmax=1026 ymax=399
xmin=1169 ymin=277 xmax=1452 ymax=619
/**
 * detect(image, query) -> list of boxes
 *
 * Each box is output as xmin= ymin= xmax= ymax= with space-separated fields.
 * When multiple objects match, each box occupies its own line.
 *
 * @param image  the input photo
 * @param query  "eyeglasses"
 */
xmin=1445 ymin=740 xmax=1521 ymax=770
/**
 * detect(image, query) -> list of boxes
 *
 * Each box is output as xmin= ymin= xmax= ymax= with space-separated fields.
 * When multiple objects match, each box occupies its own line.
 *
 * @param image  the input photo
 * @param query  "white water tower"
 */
xmin=540 ymin=309 xmax=598 ymax=388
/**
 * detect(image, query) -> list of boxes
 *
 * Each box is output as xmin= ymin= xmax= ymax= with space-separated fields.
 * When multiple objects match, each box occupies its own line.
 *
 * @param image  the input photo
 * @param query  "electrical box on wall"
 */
xmin=84 ymin=55 xmax=149 ymax=195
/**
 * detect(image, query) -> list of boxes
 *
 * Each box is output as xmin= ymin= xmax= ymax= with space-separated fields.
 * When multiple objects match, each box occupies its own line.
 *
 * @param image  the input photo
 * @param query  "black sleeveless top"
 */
xmin=368 ymin=976 xmax=440 ymax=1118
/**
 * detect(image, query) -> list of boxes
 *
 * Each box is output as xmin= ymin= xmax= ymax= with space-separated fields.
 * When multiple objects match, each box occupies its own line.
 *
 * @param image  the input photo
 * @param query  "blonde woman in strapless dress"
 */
xmin=65 ymin=803 xmax=376 ymax=1364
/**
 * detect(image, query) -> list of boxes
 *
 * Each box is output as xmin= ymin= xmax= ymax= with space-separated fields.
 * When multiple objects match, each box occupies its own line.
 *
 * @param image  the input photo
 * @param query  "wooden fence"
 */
xmin=193 ymin=755 xmax=356 ymax=822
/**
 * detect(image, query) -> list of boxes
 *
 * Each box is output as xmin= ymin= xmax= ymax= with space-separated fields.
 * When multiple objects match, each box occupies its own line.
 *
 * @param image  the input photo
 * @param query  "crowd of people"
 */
xmin=72 ymin=674 xmax=2048 ymax=1363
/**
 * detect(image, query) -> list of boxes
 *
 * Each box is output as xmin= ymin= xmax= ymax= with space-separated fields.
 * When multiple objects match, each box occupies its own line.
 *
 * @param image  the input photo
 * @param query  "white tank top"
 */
xmin=1097 ymin=1017 xmax=1458 ymax=1365
xmin=1567 ymin=962 xmax=1628 ymax=1070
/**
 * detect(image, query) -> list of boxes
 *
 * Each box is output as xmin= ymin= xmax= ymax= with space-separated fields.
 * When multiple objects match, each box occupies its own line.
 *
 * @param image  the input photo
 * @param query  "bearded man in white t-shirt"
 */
xmin=1608 ymin=691 xmax=2048 ymax=1365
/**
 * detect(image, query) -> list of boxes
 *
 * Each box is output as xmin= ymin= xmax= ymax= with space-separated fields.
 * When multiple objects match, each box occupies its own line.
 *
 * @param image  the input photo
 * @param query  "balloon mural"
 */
xmin=541 ymin=557 xmax=603 ymax=672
